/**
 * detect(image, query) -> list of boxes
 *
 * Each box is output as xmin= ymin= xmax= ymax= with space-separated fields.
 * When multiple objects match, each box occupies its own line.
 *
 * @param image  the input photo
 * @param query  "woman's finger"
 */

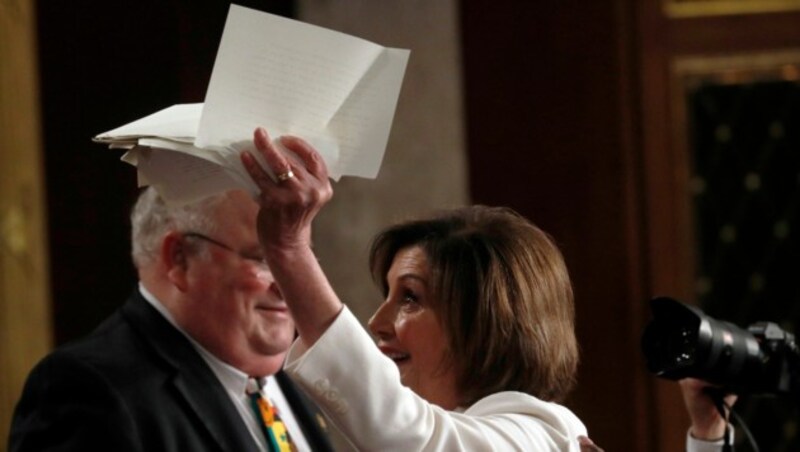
xmin=280 ymin=135 xmax=329 ymax=181
xmin=253 ymin=127 xmax=295 ymax=180
xmin=241 ymin=150 xmax=277 ymax=190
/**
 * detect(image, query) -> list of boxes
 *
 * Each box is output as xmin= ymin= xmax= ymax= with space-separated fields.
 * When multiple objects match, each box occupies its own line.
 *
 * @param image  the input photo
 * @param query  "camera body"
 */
xmin=641 ymin=297 xmax=799 ymax=397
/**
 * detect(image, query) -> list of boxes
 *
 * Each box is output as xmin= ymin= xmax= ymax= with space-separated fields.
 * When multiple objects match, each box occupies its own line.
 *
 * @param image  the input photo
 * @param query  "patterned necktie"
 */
xmin=247 ymin=377 xmax=296 ymax=452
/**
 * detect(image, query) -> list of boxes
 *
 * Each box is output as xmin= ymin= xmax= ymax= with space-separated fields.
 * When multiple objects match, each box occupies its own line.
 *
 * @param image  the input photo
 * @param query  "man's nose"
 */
xmin=256 ymin=268 xmax=282 ymax=298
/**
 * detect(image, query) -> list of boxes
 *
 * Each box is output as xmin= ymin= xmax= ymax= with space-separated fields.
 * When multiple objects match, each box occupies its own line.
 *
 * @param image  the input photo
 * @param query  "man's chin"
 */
xmin=253 ymin=331 xmax=295 ymax=355
xmin=250 ymin=361 xmax=286 ymax=377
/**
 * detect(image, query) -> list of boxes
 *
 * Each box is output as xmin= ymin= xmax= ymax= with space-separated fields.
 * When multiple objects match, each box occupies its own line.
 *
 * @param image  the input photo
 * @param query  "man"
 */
xmin=9 ymin=187 xmax=334 ymax=451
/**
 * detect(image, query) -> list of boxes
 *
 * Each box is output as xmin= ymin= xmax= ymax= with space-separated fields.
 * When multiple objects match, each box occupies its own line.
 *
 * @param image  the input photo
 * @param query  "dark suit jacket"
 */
xmin=9 ymin=290 xmax=334 ymax=452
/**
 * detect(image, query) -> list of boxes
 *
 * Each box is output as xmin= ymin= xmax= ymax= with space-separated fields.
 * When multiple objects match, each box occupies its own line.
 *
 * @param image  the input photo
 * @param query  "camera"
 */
xmin=641 ymin=296 xmax=800 ymax=397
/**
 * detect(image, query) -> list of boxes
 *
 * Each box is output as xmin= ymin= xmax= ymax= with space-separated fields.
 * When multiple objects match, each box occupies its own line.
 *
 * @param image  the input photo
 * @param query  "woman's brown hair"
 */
xmin=369 ymin=205 xmax=578 ymax=405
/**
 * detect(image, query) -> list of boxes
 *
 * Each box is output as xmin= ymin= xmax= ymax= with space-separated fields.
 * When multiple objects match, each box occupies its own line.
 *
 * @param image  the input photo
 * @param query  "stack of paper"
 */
xmin=94 ymin=4 xmax=410 ymax=204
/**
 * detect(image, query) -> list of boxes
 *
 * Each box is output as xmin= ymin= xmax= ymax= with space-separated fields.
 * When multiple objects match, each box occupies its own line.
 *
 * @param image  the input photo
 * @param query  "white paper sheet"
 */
xmin=197 ymin=5 xmax=409 ymax=180
xmin=129 ymin=146 xmax=252 ymax=206
xmin=94 ymin=4 xmax=409 ymax=204
xmin=94 ymin=104 xmax=202 ymax=144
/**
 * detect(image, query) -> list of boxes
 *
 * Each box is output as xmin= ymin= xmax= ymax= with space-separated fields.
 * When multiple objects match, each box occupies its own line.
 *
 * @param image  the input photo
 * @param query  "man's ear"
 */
xmin=162 ymin=232 xmax=190 ymax=292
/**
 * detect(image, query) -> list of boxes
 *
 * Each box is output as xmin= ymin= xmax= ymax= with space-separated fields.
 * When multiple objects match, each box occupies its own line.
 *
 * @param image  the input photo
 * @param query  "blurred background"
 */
xmin=2 ymin=0 xmax=800 ymax=450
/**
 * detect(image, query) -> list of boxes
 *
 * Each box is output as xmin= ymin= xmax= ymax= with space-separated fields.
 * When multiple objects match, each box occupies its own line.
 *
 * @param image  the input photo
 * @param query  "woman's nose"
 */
xmin=368 ymin=300 xmax=395 ymax=339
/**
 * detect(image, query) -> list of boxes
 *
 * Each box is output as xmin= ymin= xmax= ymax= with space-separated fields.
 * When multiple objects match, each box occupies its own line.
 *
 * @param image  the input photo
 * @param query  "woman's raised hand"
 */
xmin=241 ymin=127 xmax=332 ymax=254
xmin=241 ymin=127 xmax=341 ymax=344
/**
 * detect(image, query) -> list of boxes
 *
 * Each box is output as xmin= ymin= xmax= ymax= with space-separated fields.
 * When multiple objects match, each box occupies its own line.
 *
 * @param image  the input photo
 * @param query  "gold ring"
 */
xmin=276 ymin=169 xmax=295 ymax=182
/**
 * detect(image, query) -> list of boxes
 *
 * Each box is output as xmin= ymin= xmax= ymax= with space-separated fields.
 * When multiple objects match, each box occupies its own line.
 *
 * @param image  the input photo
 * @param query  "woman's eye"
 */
xmin=401 ymin=290 xmax=419 ymax=306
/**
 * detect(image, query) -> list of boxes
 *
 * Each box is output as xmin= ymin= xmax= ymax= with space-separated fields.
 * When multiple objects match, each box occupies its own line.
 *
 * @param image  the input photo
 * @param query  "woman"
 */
xmin=241 ymin=127 xmax=591 ymax=451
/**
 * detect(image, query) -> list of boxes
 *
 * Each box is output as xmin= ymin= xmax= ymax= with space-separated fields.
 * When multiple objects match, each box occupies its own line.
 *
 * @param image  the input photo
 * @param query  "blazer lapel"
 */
xmin=276 ymin=371 xmax=335 ymax=452
xmin=122 ymin=291 xmax=260 ymax=452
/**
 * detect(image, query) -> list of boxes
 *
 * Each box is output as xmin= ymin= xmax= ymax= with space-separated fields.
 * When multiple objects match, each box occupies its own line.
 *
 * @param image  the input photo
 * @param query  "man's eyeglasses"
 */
xmin=181 ymin=232 xmax=269 ymax=268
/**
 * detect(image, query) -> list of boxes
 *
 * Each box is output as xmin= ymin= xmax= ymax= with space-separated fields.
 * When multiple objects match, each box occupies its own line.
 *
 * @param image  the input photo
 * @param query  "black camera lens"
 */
xmin=642 ymin=298 xmax=702 ymax=377
xmin=642 ymin=297 xmax=797 ymax=396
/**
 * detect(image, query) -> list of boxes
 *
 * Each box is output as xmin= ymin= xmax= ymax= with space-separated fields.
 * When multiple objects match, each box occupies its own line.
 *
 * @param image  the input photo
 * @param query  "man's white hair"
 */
xmin=129 ymin=187 xmax=230 ymax=268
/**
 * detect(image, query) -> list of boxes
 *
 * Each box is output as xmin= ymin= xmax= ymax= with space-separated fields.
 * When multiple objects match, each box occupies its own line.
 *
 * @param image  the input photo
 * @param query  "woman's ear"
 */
xmin=163 ymin=231 xmax=190 ymax=292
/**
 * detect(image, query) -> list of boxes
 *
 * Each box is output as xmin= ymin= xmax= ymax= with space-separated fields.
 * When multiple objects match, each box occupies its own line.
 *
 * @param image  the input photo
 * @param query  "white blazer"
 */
xmin=285 ymin=307 xmax=588 ymax=451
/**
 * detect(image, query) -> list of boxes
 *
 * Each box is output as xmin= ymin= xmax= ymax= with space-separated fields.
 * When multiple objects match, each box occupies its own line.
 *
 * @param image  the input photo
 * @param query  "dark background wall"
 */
xmin=459 ymin=2 xmax=649 ymax=448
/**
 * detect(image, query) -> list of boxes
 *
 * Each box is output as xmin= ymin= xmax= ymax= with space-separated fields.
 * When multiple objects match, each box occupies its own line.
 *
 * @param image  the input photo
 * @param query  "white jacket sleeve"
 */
xmin=284 ymin=306 xmax=587 ymax=451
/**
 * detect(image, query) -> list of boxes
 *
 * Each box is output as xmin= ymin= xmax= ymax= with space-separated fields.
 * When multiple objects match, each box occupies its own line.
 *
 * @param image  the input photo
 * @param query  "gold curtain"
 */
xmin=0 ymin=0 xmax=53 ymax=444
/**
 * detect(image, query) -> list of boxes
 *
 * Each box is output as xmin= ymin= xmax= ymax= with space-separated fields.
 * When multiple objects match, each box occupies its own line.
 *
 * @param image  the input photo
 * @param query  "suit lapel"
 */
xmin=170 ymin=371 xmax=258 ymax=452
xmin=276 ymin=371 xmax=335 ymax=452
xmin=121 ymin=291 xmax=260 ymax=452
